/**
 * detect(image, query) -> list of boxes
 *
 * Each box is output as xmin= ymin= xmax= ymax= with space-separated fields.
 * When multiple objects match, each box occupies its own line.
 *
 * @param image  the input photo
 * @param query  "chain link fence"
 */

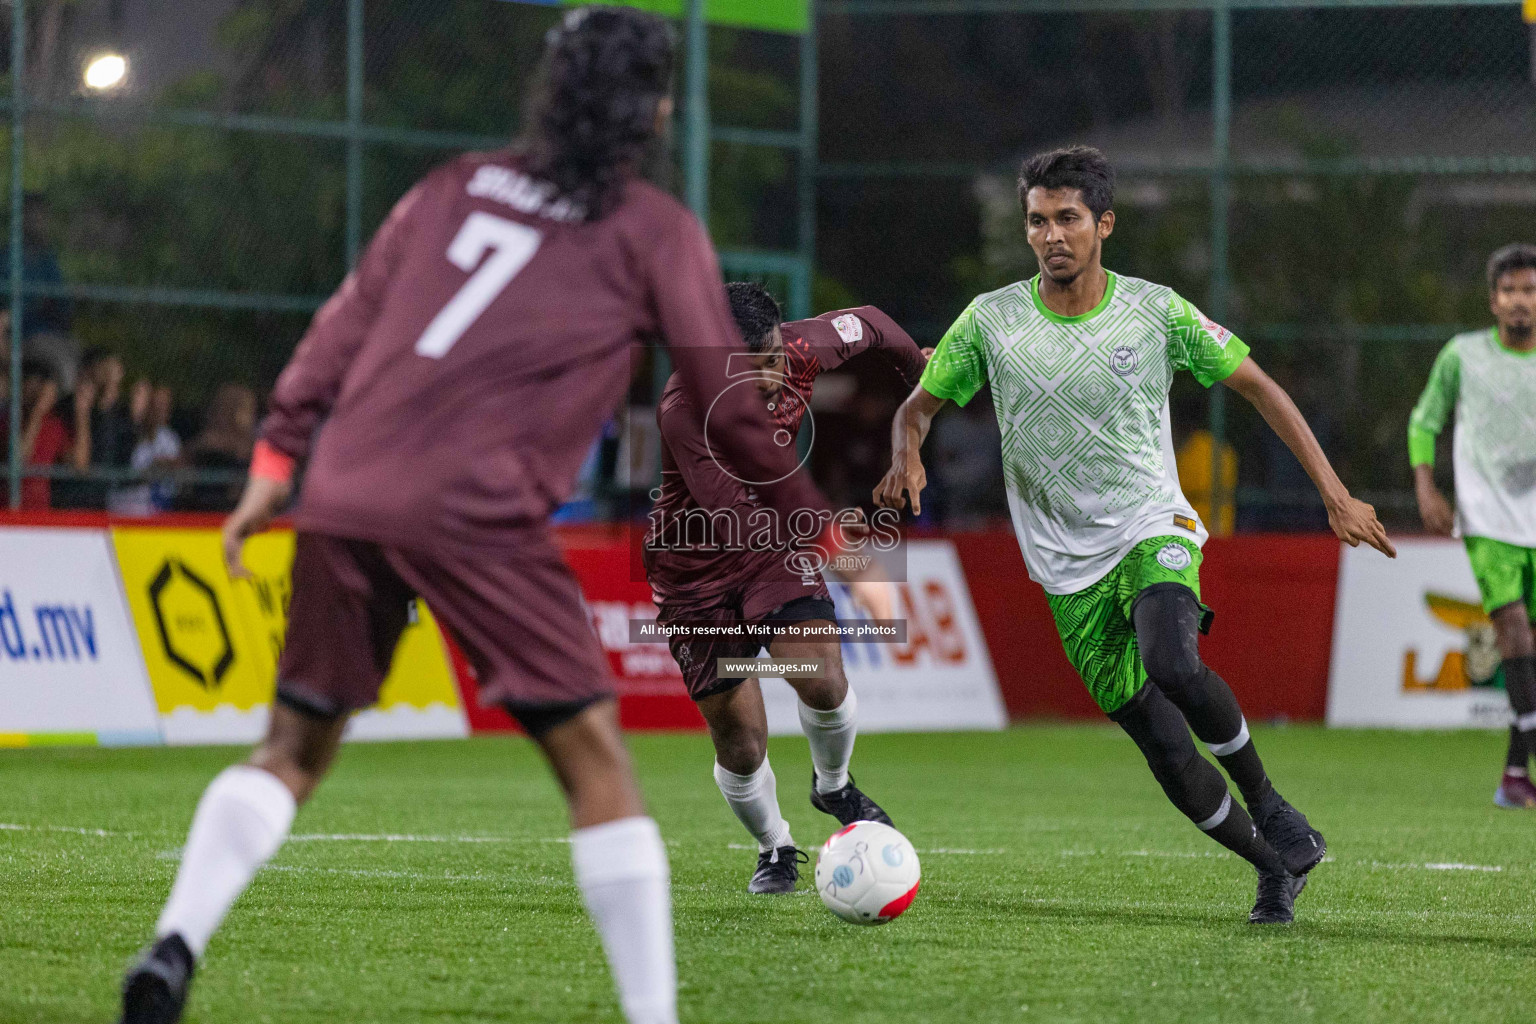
xmin=1 ymin=0 xmax=812 ymax=515
xmin=4 ymin=0 xmax=1531 ymax=530
xmin=819 ymin=0 xmax=1535 ymax=530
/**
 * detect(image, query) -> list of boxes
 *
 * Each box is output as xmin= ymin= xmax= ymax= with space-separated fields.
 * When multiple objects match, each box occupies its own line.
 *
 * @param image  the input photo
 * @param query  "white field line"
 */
xmin=1059 ymin=849 xmax=1507 ymax=872
xmin=1 ymin=822 xmax=1511 ymax=873
xmin=1 ymin=823 xmax=569 ymax=845
xmin=249 ymin=866 xmax=1513 ymax=922
xmin=262 ymin=864 xmax=571 ymax=887
xmin=1013 ymin=895 xmax=1515 ymax=925
xmin=0 ymin=821 xmax=134 ymax=838
xmin=289 ymin=833 xmax=533 ymax=844
xmin=727 ymin=842 xmax=1008 ymax=855
xmin=3 ymin=822 xmax=1004 ymax=856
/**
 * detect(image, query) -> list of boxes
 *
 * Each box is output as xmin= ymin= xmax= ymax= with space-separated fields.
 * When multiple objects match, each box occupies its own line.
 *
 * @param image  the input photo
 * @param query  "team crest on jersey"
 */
xmin=831 ymin=314 xmax=864 ymax=346
xmin=1196 ymin=312 xmax=1232 ymax=349
xmin=1155 ymin=542 xmax=1193 ymax=572
xmin=1111 ymin=345 xmax=1139 ymax=376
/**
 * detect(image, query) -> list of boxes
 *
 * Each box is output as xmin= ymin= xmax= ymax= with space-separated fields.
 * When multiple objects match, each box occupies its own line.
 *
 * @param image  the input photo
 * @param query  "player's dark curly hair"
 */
xmin=523 ymin=6 xmax=675 ymax=221
xmin=1018 ymin=145 xmax=1115 ymax=221
xmin=725 ymin=282 xmax=784 ymax=353
xmin=1487 ymin=242 xmax=1536 ymax=291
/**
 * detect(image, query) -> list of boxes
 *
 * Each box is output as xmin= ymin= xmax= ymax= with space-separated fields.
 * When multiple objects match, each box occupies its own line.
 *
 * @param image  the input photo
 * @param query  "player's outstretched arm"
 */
xmin=874 ymin=384 xmax=947 ymax=516
xmin=813 ymin=306 xmax=931 ymax=387
xmin=1222 ymin=357 xmax=1396 ymax=558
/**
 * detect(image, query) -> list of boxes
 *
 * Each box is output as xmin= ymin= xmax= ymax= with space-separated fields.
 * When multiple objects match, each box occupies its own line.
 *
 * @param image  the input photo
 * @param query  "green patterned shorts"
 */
xmin=1464 ymin=536 xmax=1536 ymax=619
xmin=1046 ymin=536 xmax=1206 ymax=715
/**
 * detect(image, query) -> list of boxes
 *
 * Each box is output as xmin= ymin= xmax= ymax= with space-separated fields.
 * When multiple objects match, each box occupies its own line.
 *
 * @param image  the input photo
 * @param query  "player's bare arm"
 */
xmin=221 ymin=473 xmax=293 ymax=579
xmin=1222 ymin=356 xmax=1396 ymax=558
xmin=874 ymin=384 xmax=948 ymax=515
xmin=1413 ymin=463 xmax=1455 ymax=536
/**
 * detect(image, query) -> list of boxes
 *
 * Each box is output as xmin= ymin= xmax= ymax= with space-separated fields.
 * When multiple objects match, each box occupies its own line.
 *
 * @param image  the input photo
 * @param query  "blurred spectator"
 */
xmin=179 ymin=383 xmax=258 ymax=512
xmin=0 ymin=360 xmax=71 ymax=509
xmin=109 ymin=382 xmax=182 ymax=516
xmin=0 ymin=193 xmax=80 ymax=393
xmin=57 ymin=349 xmax=136 ymax=509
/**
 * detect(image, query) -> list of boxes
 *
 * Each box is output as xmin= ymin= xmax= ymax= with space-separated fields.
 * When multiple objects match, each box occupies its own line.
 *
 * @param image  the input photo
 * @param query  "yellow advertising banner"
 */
xmin=111 ymin=527 xmax=466 ymax=744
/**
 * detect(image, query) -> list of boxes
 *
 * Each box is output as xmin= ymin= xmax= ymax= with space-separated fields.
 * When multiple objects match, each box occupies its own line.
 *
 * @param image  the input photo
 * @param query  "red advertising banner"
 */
xmin=449 ymin=526 xmax=705 ymax=733
xmin=453 ymin=527 xmax=1009 ymax=734
xmin=951 ymin=531 xmax=1341 ymax=722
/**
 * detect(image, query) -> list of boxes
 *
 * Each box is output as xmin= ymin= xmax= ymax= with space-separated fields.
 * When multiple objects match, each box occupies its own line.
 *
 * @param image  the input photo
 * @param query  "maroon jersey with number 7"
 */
xmin=259 ymin=150 xmax=828 ymax=552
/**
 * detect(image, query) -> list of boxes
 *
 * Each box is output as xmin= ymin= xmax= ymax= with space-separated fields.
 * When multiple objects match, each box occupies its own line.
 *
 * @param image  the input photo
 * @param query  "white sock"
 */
xmin=155 ymin=765 xmax=296 ymax=958
xmin=800 ymin=688 xmax=858 ymax=794
xmin=571 ymin=817 xmax=677 ymax=1024
xmin=713 ymin=759 xmax=792 ymax=852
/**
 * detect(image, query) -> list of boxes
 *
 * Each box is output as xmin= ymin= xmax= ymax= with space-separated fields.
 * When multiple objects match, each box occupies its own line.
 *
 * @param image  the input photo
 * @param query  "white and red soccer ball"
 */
xmin=814 ymin=821 xmax=921 ymax=925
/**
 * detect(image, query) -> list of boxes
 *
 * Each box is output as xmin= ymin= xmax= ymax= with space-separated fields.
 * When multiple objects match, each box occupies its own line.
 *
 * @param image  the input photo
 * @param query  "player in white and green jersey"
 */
xmin=876 ymin=146 xmax=1395 ymax=925
xmin=1409 ymin=243 xmax=1536 ymax=810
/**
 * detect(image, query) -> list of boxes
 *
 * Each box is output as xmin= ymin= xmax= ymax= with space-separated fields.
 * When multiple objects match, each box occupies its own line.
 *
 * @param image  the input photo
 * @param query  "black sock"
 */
xmin=1132 ymin=585 xmax=1275 ymax=811
xmin=1506 ymin=725 xmax=1527 ymax=773
xmin=1210 ymin=710 xmax=1275 ymax=811
xmin=1201 ymin=795 xmax=1287 ymax=876
xmin=1111 ymin=682 xmax=1286 ymax=876
xmin=154 ymin=932 xmax=195 ymax=972
xmin=1505 ymin=654 xmax=1536 ymax=760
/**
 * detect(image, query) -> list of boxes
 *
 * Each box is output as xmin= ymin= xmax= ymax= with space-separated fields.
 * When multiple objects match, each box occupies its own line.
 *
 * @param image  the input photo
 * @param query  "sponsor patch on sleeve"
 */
xmin=1173 ymin=513 xmax=1199 ymax=533
xmin=831 ymin=314 xmax=864 ymax=345
xmin=1196 ymin=312 xmax=1232 ymax=349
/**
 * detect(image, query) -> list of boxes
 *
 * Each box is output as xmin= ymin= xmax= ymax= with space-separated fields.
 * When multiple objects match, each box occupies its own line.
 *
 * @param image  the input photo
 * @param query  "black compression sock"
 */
xmin=1131 ymin=586 xmax=1275 ymax=810
xmin=1112 ymin=682 xmax=1285 ymax=875
xmin=1213 ymin=724 xmax=1275 ymax=811
xmin=1505 ymin=654 xmax=1536 ymax=755
xmin=1506 ymin=725 xmax=1528 ymax=772
xmin=1199 ymin=793 xmax=1287 ymax=876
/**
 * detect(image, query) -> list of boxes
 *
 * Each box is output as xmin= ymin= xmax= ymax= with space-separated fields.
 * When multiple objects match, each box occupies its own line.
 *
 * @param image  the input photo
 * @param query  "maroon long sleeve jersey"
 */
xmin=643 ymin=307 xmax=926 ymax=602
xmin=260 ymin=150 xmax=826 ymax=552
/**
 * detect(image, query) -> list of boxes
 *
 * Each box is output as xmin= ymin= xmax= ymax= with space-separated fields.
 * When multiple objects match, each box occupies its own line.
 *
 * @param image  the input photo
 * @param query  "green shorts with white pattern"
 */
xmin=1045 ymin=535 xmax=1209 ymax=715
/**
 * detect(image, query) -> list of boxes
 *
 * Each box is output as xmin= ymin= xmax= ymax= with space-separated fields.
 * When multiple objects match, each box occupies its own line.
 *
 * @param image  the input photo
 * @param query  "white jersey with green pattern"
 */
xmin=921 ymin=271 xmax=1250 ymax=594
xmin=1408 ymin=328 xmax=1536 ymax=547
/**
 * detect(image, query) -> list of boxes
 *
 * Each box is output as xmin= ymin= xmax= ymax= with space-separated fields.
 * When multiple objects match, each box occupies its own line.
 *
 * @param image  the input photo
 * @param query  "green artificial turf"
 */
xmin=1 ymin=726 xmax=1530 ymax=1023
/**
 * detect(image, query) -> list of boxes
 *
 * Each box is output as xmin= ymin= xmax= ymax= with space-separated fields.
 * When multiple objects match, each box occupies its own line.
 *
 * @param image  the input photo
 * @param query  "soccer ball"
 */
xmin=814 ymin=821 xmax=921 ymax=926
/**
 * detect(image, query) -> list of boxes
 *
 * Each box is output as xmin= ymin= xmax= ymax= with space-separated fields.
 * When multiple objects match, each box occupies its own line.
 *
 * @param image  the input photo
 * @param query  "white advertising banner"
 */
xmin=761 ymin=540 xmax=1008 ymax=735
xmin=1327 ymin=539 xmax=1511 ymax=729
xmin=0 ymin=528 xmax=162 ymax=745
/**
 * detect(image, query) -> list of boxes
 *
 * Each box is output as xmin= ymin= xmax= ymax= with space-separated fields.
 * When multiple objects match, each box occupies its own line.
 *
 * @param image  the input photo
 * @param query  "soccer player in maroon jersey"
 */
xmin=643 ymin=282 xmax=927 ymax=893
xmin=119 ymin=11 xmax=838 ymax=1024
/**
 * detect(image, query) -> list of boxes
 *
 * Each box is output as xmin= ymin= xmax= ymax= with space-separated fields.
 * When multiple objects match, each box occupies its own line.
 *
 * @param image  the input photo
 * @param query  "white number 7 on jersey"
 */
xmin=414 ymin=212 xmax=542 ymax=359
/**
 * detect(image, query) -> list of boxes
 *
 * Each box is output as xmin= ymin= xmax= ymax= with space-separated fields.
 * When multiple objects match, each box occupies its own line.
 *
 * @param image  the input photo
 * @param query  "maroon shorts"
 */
xmin=277 ymin=531 xmax=613 ymax=720
xmin=655 ymin=579 xmax=834 ymax=701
